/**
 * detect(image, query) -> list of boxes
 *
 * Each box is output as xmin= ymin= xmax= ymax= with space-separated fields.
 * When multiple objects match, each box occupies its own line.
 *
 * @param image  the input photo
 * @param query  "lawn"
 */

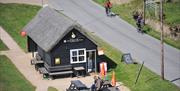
xmin=0 ymin=3 xmax=40 ymax=51
xmin=48 ymin=87 xmax=58 ymax=91
xmin=0 ymin=39 xmax=8 ymax=51
xmin=88 ymin=32 xmax=180 ymax=91
xmin=93 ymin=0 xmax=180 ymax=49
xmin=0 ymin=55 xmax=36 ymax=91
xmin=164 ymin=2 xmax=180 ymax=26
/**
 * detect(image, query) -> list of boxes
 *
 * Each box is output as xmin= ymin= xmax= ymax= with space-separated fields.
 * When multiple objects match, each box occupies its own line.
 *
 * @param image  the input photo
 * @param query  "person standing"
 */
xmin=104 ymin=0 xmax=112 ymax=16
xmin=91 ymin=75 xmax=103 ymax=91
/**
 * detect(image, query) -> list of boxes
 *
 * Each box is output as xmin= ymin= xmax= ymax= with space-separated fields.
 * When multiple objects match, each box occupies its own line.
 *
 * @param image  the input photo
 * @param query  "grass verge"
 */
xmin=93 ymin=0 xmax=180 ymax=49
xmin=0 ymin=39 xmax=8 ymax=51
xmin=48 ymin=86 xmax=58 ymax=91
xmin=162 ymin=2 xmax=180 ymax=26
xmin=88 ymin=32 xmax=180 ymax=91
xmin=0 ymin=3 xmax=40 ymax=51
xmin=0 ymin=55 xmax=36 ymax=91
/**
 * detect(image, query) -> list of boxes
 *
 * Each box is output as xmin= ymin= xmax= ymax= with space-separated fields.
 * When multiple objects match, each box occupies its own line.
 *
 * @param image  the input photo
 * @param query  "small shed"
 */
xmin=23 ymin=6 xmax=99 ymax=77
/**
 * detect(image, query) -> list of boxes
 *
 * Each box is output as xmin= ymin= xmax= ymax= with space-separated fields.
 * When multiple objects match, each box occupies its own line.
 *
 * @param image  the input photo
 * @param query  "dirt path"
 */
xmin=0 ymin=0 xmax=47 ymax=6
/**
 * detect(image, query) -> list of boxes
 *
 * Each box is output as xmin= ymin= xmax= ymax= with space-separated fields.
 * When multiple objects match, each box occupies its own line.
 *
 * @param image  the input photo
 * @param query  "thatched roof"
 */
xmin=23 ymin=6 xmax=97 ymax=52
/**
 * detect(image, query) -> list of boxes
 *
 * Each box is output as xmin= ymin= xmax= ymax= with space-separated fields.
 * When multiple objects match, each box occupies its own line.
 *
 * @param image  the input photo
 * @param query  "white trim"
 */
xmin=86 ymin=50 xmax=96 ymax=52
xmin=70 ymin=48 xmax=86 ymax=64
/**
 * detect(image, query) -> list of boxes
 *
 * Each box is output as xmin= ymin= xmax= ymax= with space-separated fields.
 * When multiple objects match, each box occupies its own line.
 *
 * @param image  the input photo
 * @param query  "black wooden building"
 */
xmin=23 ymin=6 xmax=99 ymax=77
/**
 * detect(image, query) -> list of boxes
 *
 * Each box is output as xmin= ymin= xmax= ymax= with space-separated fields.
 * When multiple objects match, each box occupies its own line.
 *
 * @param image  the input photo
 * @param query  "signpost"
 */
xmin=122 ymin=53 xmax=134 ymax=64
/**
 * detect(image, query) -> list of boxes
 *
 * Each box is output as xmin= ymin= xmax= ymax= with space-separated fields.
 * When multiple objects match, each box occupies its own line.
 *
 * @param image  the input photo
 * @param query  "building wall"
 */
xmin=37 ymin=46 xmax=52 ymax=66
xmin=28 ymin=36 xmax=52 ymax=66
xmin=27 ymin=36 xmax=37 ymax=52
xmin=50 ymin=29 xmax=97 ymax=67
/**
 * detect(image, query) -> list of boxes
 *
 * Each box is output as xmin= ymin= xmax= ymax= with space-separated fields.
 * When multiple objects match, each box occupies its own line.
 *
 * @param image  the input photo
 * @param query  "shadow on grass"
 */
xmin=143 ymin=25 xmax=151 ymax=33
xmin=98 ymin=55 xmax=118 ymax=72
xmin=171 ymin=78 xmax=180 ymax=82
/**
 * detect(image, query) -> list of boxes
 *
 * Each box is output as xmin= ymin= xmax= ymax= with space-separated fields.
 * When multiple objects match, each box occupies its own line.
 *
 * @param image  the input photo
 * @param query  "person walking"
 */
xmin=132 ymin=11 xmax=139 ymax=21
xmin=136 ymin=14 xmax=144 ymax=33
xmin=104 ymin=0 xmax=112 ymax=16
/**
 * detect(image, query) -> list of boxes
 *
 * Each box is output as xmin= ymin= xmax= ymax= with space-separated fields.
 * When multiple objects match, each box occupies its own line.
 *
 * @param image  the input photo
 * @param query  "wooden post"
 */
xmin=160 ymin=0 xmax=165 ymax=80
xmin=32 ymin=52 xmax=34 ymax=58
xmin=42 ymin=0 xmax=43 ymax=6
xmin=143 ymin=0 xmax=146 ymax=24
xmin=95 ymin=51 xmax=97 ymax=73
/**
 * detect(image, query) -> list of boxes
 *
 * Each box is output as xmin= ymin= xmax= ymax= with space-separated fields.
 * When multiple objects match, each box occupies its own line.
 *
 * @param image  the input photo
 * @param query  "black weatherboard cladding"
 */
xmin=27 ymin=36 xmax=37 ymax=52
xmin=51 ymin=29 xmax=97 ymax=66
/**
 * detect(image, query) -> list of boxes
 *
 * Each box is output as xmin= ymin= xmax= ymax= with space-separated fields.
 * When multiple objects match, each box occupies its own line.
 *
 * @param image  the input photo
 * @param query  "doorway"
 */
xmin=86 ymin=50 xmax=96 ymax=72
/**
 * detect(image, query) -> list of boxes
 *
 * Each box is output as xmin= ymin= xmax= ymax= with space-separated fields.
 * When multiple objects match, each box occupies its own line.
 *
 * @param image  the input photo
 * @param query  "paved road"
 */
xmin=48 ymin=0 xmax=180 ymax=87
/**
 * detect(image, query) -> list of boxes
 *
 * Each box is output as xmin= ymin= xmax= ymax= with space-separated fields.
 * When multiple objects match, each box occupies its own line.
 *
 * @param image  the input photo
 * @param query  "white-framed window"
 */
xmin=70 ymin=48 xmax=86 ymax=64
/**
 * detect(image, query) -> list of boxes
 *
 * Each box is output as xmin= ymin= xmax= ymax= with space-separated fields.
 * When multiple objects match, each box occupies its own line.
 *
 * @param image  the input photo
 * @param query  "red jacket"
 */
xmin=104 ymin=1 xmax=112 ymax=8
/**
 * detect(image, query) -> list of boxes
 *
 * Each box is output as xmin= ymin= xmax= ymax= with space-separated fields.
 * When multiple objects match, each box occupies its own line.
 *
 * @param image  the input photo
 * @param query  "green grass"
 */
xmin=0 ymin=39 xmax=8 ymax=51
xmin=94 ymin=0 xmax=180 ymax=49
xmin=144 ymin=25 xmax=180 ymax=49
xmin=48 ymin=86 xmax=58 ymax=91
xmin=164 ymin=2 xmax=180 ymax=26
xmin=113 ymin=65 xmax=180 ymax=91
xmin=0 ymin=3 xmax=40 ymax=51
xmin=48 ymin=87 xmax=59 ymax=91
xmin=0 ymin=55 xmax=36 ymax=91
xmin=88 ymin=32 xmax=180 ymax=91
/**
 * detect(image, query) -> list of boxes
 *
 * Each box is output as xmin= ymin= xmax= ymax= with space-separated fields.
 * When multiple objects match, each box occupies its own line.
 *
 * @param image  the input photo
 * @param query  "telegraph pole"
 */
xmin=143 ymin=0 xmax=146 ymax=24
xmin=160 ymin=0 xmax=164 ymax=80
xmin=42 ymin=0 xmax=44 ymax=6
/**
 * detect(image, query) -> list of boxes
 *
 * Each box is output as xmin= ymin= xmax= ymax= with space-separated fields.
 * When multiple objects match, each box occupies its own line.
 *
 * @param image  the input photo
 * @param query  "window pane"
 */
xmin=79 ymin=50 xmax=84 ymax=55
xmin=79 ymin=56 xmax=84 ymax=61
xmin=72 ymin=51 xmax=77 ymax=56
xmin=55 ymin=58 xmax=60 ymax=64
xmin=72 ymin=57 xmax=77 ymax=62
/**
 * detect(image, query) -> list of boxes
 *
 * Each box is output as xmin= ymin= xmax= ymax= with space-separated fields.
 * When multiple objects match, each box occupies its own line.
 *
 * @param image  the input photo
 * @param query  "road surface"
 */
xmin=48 ymin=0 xmax=180 ymax=86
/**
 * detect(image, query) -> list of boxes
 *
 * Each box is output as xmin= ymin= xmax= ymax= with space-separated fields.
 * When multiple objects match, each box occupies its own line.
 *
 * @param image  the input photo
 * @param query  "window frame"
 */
xmin=70 ymin=48 xmax=86 ymax=64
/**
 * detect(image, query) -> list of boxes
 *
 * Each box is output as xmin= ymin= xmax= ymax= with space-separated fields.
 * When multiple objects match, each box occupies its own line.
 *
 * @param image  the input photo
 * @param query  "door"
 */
xmin=86 ymin=50 xmax=96 ymax=72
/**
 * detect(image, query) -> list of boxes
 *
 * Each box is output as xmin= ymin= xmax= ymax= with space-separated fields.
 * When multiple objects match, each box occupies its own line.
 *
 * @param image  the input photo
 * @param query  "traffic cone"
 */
xmin=111 ymin=71 xmax=116 ymax=86
xmin=101 ymin=63 xmax=105 ymax=79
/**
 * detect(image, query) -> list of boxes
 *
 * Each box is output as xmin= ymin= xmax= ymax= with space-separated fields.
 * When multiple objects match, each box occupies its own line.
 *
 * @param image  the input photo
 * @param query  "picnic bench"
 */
xmin=44 ymin=63 xmax=73 ymax=79
xmin=73 ymin=66 xmax=85 ymax=77
xmin=66 ymin=80 xmax=89 ymax=91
